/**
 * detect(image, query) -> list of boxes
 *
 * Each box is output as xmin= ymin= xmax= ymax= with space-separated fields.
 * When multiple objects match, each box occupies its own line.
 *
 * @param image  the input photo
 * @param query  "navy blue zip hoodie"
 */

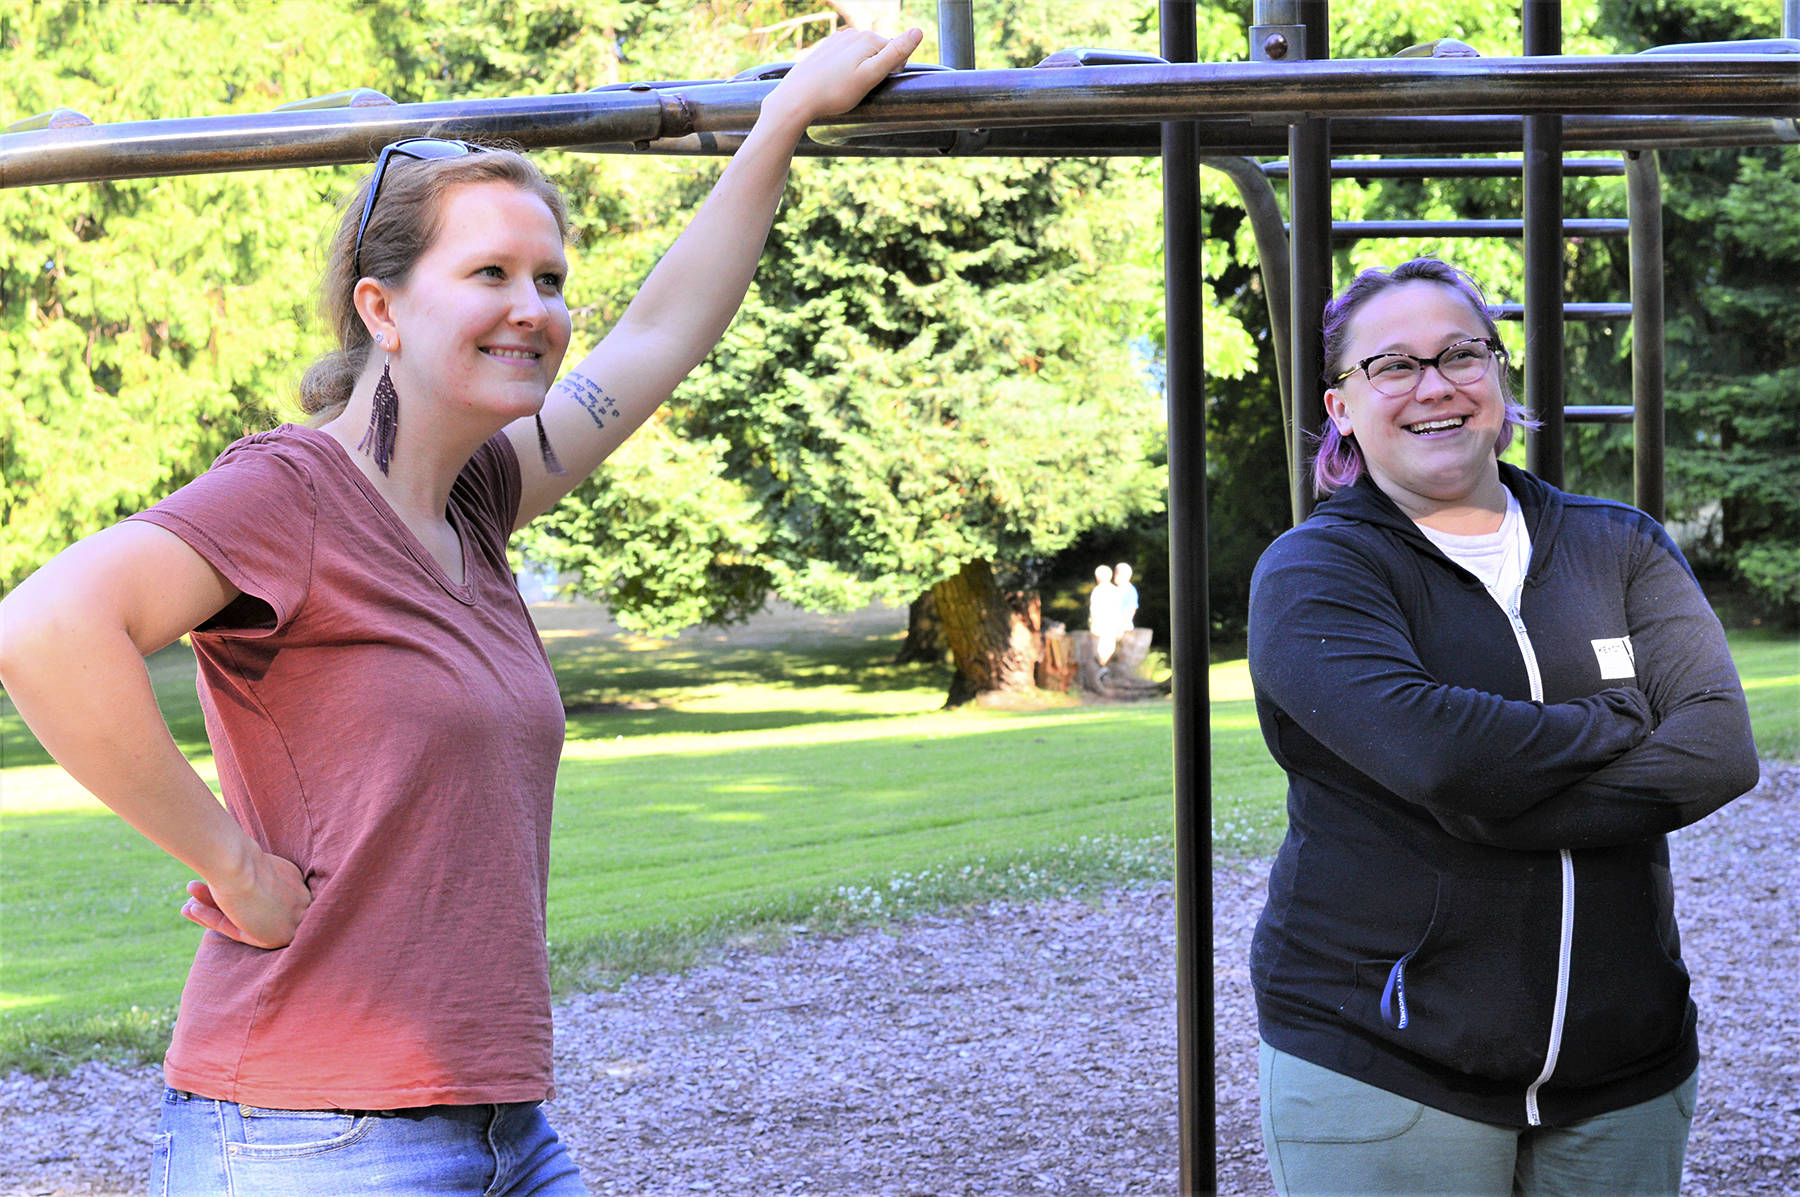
xmin=1247 ymin=463 xmax=1759 ymax=1128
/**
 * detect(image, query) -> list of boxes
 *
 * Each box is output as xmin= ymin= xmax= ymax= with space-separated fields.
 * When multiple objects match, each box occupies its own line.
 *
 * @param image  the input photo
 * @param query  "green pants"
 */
xmin=1259 ymin=1041 xmax=1697 ymax=1197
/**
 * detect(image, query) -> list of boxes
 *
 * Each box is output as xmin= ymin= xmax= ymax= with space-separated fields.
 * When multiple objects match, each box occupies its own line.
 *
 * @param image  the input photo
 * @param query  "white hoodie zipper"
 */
xmin=1503 ymin=591 xmax=1575 ymax=1127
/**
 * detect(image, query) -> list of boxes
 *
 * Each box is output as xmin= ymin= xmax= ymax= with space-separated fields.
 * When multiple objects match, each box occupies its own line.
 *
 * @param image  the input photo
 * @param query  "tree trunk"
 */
xmin=894 ymin=591 xmax=948 ymax=665
xmin=930 ymin=559 xmax=1042 ymax=706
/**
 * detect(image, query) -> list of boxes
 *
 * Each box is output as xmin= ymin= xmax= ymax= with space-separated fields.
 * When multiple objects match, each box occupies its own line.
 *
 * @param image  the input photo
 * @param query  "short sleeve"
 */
xmin=126 ymin=431 xmax=318 ymax=636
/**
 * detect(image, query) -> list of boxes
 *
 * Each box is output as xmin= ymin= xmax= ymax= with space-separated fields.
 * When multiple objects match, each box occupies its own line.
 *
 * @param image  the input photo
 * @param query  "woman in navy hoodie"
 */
xmin=1247 ymin=258 xmax=1759 ymax=1196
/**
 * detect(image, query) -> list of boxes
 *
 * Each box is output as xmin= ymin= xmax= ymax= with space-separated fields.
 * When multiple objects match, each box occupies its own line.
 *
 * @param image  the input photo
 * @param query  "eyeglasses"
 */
xmin=1329 ymin=337 xmax=1507 ymax=397
xmin=352 ymin=138 xmax=486 ymax=280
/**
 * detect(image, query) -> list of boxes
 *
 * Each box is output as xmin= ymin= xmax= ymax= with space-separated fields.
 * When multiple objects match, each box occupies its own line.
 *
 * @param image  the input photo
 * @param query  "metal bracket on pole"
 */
xmin=1250 ymin=22 xmax=1308 ymax=64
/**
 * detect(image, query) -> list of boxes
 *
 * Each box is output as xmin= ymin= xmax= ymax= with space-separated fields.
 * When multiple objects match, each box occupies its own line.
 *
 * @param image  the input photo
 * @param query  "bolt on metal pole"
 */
xmin=1523 ymin=0 xmax=1566 ymax=486
xmin=1160 ymin=4 xmax=1215 ymax=1193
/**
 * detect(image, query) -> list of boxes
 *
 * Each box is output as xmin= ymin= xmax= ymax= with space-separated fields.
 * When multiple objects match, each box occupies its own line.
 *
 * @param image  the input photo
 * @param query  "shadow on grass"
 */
xmin=563 ymin=705 xmax=917 ymax=741
xmin=2 ymin=627 xmax=953 ymax=768
xmin=551 ymin=635 xmax=956 ymax=743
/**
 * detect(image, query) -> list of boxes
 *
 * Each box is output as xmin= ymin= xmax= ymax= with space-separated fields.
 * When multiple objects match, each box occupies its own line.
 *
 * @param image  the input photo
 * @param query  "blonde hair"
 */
xmin=299 ymin=146 xmax=569 ymax=421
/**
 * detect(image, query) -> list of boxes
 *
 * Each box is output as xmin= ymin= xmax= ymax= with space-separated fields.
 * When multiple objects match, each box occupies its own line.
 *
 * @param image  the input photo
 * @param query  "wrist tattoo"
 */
xmin=561 ymin=371 xmax=622 ymax=430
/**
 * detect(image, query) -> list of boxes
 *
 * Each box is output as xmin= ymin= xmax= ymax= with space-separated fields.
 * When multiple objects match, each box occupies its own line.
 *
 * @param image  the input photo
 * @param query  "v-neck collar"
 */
xmin=296 ymin=424 xmax=480 ymax=605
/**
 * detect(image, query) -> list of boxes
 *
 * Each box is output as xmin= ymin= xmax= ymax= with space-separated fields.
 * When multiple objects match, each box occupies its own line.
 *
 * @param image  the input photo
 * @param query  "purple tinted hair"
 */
xmin=1310 ymin=257 xmax=1539 ymax=498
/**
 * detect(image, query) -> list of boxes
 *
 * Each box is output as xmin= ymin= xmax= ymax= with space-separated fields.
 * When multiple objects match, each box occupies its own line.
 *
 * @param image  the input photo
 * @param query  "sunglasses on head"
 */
xmin=352 ymin=138 xmax=487 ymax=280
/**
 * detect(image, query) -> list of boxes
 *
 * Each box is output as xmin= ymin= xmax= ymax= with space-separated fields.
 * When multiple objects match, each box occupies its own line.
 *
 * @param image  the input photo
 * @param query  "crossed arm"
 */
xmin=1249 ymin=526 xmax=1758 ymax=852
xmin=1428 ymin=531 xmax=1759 ymax=850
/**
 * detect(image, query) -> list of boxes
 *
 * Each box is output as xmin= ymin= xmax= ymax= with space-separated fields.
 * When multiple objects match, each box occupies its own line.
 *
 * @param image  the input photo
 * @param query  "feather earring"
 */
xmin=358 ymin=355 xmax=401 ymax=475
xmin=535 ymin=412 xmax=566 ymax=476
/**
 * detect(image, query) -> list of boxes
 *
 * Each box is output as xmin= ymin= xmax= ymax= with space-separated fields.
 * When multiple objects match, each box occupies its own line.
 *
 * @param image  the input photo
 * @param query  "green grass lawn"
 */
xmin=1731 ymin=627 xmax=1800 ymax=759
xmin=1 ymin=610 xmax=1792 ymax=1074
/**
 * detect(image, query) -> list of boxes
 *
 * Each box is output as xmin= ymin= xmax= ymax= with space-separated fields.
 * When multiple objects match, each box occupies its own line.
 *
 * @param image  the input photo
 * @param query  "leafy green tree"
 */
xmin=1182 ymin=0 xmax=1799 ymax=633
xmin=1595 ymin=0 xmax=1800 ymax=616
xmin=522 ymin=151 xmax=1171 ymax=701
xmin=509 ymin=2 xmax=1227 ymax=701
xmin=0 ymin=1 xmax=379 ymax=589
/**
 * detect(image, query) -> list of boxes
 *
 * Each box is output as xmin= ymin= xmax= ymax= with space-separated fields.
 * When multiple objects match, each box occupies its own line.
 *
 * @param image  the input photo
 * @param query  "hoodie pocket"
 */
xmin=1338 ymin=873 xmax=1557 ymax=1082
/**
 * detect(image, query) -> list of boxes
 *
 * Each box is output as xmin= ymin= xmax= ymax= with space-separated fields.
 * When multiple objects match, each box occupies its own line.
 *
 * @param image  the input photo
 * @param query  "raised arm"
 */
xmin=508 ymin=25 xmax=923 ymax=526
xmin=1432 ymin=524 xmax=1759 ymax=850
xmin=0 ymin=523 xmax=311 ymax=947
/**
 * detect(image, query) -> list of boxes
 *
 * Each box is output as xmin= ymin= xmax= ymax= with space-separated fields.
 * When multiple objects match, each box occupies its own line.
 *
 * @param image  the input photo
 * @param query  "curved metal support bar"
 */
xmin=1200 ymin=155 xmax=1293 ymax=467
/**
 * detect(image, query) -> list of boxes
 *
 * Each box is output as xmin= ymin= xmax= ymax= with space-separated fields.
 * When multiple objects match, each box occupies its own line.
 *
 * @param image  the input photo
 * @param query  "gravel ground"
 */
xmin=3 ymin=761 xmax=1793 ymax=1197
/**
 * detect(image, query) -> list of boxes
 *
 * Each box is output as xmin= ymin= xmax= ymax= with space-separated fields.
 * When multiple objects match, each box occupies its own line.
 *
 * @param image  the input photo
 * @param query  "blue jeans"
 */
xmin=150 ymin=1089 xmax=588 ymax=1195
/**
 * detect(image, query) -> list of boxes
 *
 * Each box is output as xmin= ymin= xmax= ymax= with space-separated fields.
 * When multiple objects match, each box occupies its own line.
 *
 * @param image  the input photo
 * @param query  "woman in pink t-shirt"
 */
xmin=0 ymin=27 xmax=920 ymax=1193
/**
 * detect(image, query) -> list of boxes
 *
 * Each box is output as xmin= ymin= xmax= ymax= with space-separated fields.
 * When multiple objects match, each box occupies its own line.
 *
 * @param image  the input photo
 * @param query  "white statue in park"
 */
xmin=1114 ymin=562 xmax=1139 ymax=630
xmin=1089 ymin=564 xmax=1122 ymax=664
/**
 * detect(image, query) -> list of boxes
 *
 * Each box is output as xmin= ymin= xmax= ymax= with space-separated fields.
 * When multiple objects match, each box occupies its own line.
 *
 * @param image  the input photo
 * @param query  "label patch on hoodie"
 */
xmin=1592 ymin=636 xmax=1636 ymax=680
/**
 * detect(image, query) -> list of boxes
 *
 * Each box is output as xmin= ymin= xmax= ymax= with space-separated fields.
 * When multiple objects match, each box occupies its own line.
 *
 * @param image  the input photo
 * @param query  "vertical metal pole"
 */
xmin=936 ymin=0 xmax=975 ymax=69
xmin=1522 ymin=1 xmax=1565 ymax=485
xmin=1160 ymin=3 xmax=1214 ymax=1193
xmin=1278 ymin=0 xmax=1332 ymax=523
xmin=1787 ymin=0 xmax=1800 ymax=39
xmin=1626 ymin=151 xmax=1666 ymax=520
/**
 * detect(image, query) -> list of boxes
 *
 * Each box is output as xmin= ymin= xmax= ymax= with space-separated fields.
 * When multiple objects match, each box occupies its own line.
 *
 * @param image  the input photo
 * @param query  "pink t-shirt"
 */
xmin=128 ymin=425 xmax=565 ymax=1109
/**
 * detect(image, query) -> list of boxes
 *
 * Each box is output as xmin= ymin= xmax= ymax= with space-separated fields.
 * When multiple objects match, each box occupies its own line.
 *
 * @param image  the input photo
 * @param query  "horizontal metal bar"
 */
xmin=0 ymin=91 xmax=668 ymax=188
xmin=1493 ymin=301 xmax=1633 ymax=320
xmin=2 ymin=54 xmax=1796 ymax=187
xmin=600 ymin=114 xmax=1799 ymax=160
xmin=804 ymin=55 xmax=1800 ymax=140
xmin=1321 ymin=217 xmax=1629 ymax=239
xmin=1565 ymin=405 xmax=1637 ymax=422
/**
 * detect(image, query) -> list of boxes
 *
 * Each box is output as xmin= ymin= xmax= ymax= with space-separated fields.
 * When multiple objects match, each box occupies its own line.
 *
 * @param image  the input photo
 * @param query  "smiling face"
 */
xmin=380 ymin=180 xmax=572 ymax=429
xmin=1323 ymin=280 xmax=1508 ymax=522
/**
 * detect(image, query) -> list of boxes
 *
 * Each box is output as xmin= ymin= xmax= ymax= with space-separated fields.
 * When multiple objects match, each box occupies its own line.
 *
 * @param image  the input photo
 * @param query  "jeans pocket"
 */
xmin=232 ymin=1106 xmax=374 ymax=1155
xmin=1265 ymin=1046 xmax=1427 ymax=1144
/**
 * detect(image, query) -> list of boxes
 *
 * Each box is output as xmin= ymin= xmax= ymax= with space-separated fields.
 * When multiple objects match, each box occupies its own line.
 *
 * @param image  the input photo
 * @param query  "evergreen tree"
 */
xmin=1598 ymin=0 xmax=1800 ymax=616
xmin=0 ymin=1 xmax=373 ymax=588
